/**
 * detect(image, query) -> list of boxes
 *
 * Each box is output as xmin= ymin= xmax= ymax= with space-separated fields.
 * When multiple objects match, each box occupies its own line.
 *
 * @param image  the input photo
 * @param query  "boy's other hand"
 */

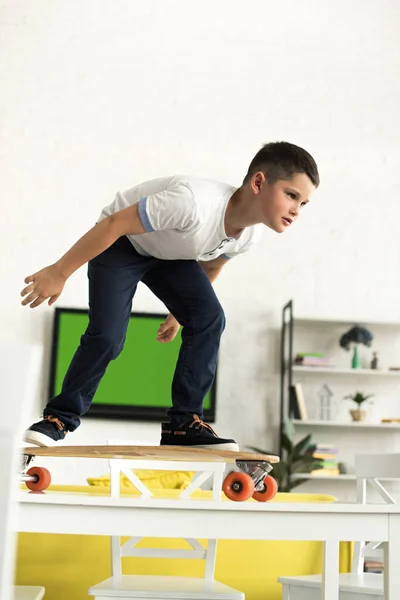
xmin=20 ymin=264 xmax=66 ymax=309
xmin=156 ymin=314 xmax=181 ymax=343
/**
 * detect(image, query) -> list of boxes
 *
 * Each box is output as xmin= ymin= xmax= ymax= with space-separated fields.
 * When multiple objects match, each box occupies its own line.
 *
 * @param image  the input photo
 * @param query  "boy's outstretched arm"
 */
xmin=20 ymin=204 xmax=146 ymax=309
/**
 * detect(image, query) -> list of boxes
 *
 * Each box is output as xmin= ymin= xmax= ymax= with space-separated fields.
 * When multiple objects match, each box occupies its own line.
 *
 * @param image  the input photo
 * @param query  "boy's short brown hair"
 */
xmin=243 ymin=141 xmax=320 ymax=187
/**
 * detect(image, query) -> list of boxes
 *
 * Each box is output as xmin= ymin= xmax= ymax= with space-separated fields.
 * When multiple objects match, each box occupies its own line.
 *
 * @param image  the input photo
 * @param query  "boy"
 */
xmin=21 ymin=141 xmax=319 ymax=449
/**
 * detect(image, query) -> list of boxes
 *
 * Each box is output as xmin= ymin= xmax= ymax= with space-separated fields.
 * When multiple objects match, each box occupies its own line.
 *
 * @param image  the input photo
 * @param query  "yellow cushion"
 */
xmin=87 ymin=469 xmax=195 ymax=490
xmin=47 ymin=482 xmax=338 ymax=503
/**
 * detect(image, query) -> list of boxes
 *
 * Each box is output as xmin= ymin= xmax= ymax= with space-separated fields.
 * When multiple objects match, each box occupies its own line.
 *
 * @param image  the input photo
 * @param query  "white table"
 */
xmin=16 ymin=491 xmax=400 ymax=600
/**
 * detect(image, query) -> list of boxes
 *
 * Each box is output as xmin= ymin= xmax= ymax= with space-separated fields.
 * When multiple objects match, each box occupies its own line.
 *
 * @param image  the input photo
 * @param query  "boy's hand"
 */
xmin=20 ymin=264 xmax=66 ymax=308
xmin=156 ymin=314 xmax=181 ymax=343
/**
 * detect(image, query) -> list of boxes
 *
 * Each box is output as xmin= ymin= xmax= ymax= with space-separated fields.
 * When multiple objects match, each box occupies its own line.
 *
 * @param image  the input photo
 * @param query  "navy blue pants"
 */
xmin=44 ymin=236 xmax=226 ymax=430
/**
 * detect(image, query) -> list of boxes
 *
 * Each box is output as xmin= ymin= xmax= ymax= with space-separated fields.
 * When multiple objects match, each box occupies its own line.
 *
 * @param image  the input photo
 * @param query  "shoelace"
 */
xmin=45 ymin=415 xmax=66 ymax=432
xmin=189 ymin=414 xmax=219 ymax=437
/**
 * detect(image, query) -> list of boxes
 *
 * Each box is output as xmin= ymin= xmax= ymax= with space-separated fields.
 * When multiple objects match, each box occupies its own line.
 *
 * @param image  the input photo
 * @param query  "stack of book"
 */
xmin=310 ymin=444 xmax=340 ymax=476
xmin=295 ymin=352 xmax=331 ymax=367
xmin=364 ymin=559 xmax=384 ymax=573
xmin=290 ymin=383 xmax=308 ymax=420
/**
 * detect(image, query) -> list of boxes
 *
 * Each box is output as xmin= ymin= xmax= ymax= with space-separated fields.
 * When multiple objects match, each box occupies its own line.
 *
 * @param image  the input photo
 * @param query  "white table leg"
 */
xmin=384 ymin=514 xmax=400 ymax=599
xmin=321 ymin=540 xmax=339 ymax=600
xmin=281 ymin=583 xmax=290 ymax=600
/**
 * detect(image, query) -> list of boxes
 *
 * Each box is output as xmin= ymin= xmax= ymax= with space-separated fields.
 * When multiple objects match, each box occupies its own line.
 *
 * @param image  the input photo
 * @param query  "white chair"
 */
xmin=278 ymin=453 xmax=400 ymax=600
xmin=0 ymin=344 xmax=45 ymax=600
xmin=88 ymin=439 xmax=244 ymax=600
xmin=88 ymin=538 xmax=244 ymax=600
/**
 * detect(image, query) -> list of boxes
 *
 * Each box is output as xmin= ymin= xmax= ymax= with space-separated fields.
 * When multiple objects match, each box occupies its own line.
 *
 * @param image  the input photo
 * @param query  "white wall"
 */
xmin=1 ymin=0 xmax=400 ymax=484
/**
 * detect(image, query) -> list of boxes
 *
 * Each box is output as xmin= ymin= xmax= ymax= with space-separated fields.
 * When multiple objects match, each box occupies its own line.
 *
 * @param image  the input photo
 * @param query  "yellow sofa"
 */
xmin=15 ymin=476 xmax=352 ymax=600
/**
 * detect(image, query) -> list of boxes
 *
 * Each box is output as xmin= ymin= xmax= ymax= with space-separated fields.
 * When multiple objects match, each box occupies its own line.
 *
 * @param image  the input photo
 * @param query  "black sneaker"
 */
xmin=160 ymin=414 xmax=239 ymax=451
xmin=23 ymin=416 xmax=68 ymax=447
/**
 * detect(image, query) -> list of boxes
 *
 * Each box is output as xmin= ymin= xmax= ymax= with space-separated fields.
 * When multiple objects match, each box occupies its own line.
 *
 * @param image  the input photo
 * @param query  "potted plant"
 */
xmin=248 ymin=430 xmax=323 ymax=492
xmin=344 ymin=391 xmax=374 ymax=422
xmin=339 ymin=325 xmax=373 ymax=369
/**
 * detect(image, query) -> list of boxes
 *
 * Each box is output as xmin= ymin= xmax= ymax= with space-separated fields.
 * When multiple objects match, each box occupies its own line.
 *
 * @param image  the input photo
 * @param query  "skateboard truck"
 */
xmin=236 ymin=460 xmax=273 ymax=491
xmin=22 ymin=454 xmax=34 ymax=470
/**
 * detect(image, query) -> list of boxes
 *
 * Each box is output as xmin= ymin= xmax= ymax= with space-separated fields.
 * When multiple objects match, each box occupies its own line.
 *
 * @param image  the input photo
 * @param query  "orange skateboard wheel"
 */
xmin=222 ymin=471 xmax=254 ymax=501
xmin=252 ymin=474 xmax=278 ymax=502
xmin=26 ymin=466 xmax=51 ymax=492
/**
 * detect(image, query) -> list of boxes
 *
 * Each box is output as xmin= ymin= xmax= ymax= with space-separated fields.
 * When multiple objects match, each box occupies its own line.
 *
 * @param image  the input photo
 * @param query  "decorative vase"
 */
xmin=352 ymin=345 xmax=361 ymax=369
xmin=350 ymin=408 xmax=366 ymax=422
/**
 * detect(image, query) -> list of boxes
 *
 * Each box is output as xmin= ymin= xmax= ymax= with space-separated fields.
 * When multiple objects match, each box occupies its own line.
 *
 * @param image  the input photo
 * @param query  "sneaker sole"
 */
xmin=163 ymin=442 xmax=240 ymax=452
xmin=193 ymin=442 xmax=239 ymax=452
xmin=23 ymin=430 xmax=58 ymax=447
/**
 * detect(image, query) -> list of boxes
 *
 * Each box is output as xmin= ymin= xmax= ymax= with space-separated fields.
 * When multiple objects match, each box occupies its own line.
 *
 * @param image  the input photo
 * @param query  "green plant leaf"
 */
xmin=269 ymin=462 xmax=286 ymax=483
xmin=281 ymin=433 xmax=293 ymax=454
xmin=292 ymin=434 xmax=313 ymax=459
xmin=344 ymin=391 xmax=374 ymax=406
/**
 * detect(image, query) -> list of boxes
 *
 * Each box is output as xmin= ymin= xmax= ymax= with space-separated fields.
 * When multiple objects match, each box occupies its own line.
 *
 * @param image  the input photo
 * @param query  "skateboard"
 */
xmin=21 ymin=445 xmax=280 ymax=502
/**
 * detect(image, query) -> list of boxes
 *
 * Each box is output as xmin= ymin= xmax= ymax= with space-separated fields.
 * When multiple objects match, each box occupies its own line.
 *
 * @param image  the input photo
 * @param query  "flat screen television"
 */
xmin=48 ymin=307 xmax=216 ymax=421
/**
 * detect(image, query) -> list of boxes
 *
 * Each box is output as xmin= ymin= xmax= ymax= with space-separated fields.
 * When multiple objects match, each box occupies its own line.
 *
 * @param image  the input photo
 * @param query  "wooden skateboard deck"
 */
xmin=23 ymin=444 xmax=279 ymax=464
xmin=21 ymin=445 xmax=280 ymax=502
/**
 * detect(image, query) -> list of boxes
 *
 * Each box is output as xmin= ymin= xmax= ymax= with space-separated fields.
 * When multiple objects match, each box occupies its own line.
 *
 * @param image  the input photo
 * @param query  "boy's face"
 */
xmin=251 ymin=172 xmax=316 ymax=233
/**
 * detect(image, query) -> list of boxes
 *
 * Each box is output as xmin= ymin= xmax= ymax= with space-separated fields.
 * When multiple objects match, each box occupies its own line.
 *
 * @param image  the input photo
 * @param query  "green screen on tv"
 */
xmin=49 ymin=307 xmax=215 ymax=421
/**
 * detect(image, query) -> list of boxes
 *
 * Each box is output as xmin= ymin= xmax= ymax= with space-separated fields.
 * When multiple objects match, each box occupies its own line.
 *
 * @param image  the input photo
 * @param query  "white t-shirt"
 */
xmin=98 ymin=175 xmax=263 ymax=262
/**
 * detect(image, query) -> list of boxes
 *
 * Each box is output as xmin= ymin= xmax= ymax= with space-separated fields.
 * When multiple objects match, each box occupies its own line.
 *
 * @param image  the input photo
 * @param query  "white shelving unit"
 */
xmin=280 ymin=301 xmax=400 ymax=501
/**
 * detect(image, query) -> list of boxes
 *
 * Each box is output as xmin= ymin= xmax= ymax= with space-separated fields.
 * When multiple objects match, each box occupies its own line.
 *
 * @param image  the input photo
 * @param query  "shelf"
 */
xmin=292 ymin=366 xmax=400 ymax=376
xmin=291 ymin=419 xmax=400 ymax=429
xmin=292 ymin=474 xmax=356 ymax=481
xmin=293 ymin=316 xmax=400 ymax=328
xmin=292 ymin=474 xmax=400 ymax=481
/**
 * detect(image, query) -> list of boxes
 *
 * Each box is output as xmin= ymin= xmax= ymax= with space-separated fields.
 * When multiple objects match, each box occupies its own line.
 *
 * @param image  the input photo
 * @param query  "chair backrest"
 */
xmin=355 ymin=453 xmax=400 ymax=486
xmin=0 ymin=344 xmax=42 ymax=600
xmin=110 ymin=536 xmax=218 ymax=582
xmin=352 ymin=453 xmax=400 ymax=574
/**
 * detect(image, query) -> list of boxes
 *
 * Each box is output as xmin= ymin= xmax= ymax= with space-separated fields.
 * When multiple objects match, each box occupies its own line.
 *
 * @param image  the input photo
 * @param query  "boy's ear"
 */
xmin=251 ymin=171 xmax=266 ymax=194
